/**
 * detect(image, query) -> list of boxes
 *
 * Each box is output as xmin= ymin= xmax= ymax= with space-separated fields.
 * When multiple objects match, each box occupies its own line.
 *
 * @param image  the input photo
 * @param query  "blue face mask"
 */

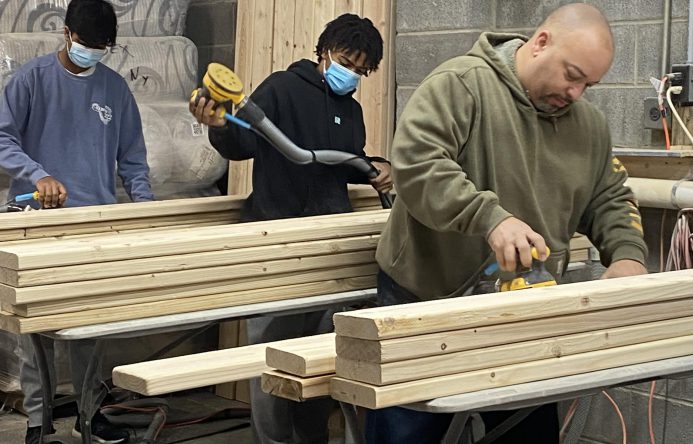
xmin=324 ymin=50 xmax=361 ymax=95
xmin=67 ymin=33 xmax=106 ymax=68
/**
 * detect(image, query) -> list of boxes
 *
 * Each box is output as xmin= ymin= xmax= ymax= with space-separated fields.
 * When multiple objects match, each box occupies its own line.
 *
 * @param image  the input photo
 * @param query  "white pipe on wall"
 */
xmin=626 ymin=177 xmax=693 ymax=209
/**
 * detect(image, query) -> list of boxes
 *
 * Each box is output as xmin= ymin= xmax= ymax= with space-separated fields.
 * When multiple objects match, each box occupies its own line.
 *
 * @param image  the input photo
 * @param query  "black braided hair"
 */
xmin=315 ymin=13 xmax=383 ymax=73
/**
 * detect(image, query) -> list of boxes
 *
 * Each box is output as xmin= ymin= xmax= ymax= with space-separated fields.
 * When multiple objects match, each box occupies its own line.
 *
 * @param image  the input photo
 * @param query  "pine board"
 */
xmin=0 ymin=235 xmax=379 ymax=287
xmin=0 ymin=275 xmax=377 ymax=333
xmin=265 ymin=333 xmax=336 ymax=377
xmin=0 ymin=210 xmax=389 ymax=269
xmin=1 ymin=250 xmax=376 ymax=305
xmin=330 ymin=334 xmax=693 ymax=409
xmin=333 ymin=270 xmax=693 ymax=340
xmin=261 ymin=370 xmax=332 ymax=402
xmin=335 ymin=297 xmax=693 ymax=363
xmin=13 ymin=264 xmax=379 ymax=317
xmin=335 ymin=316 xmax=693 ymax=385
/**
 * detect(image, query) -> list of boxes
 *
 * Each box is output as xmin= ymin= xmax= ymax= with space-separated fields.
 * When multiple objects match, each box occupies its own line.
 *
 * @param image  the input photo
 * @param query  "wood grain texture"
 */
xmin=0 ymin=275 xmax=376 ymax=333
xmin=335 ymin=297 xmax=693 ymax=363
xmin=330 ymin=334 xmax=693 ymax=409
xmin=0 ymin=210 xmax=389 ymax=269
xmin=333 ymin=270 xmax=693 ymax=340
xmin=13 ymin=264 xmax=379 ymax=316
xmin=335 ymin=316 xmax=693 ymax=385
xmin=265 ymin=333 xmax=336 ymax=377
xmin=261 ymin=370 xmax=332 ymax=402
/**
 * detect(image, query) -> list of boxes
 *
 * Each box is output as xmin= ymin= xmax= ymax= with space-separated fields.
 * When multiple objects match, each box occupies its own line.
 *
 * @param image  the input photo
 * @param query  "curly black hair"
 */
xmin=65 ymin=0 xmax=117 ymax=47
xmin=315 ymin=13 xmax=383 ymax=72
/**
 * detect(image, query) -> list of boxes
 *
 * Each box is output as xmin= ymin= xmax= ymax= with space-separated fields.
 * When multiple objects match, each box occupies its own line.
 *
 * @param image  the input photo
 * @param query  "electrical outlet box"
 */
xmin=671 ymin=64 xmax=693 ymax=105
xmin=644 ymin=97 xmax=671 ymax=130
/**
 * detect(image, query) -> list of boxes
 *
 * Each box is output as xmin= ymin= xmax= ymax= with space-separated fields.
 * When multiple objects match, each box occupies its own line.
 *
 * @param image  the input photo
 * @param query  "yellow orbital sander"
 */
xmin=497 ymin=246 xmax=557 ymax=292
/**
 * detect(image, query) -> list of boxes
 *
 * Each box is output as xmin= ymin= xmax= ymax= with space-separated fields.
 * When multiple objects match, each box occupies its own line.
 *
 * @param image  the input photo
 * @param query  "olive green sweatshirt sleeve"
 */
xmin=391 ymin=70 xmax=512 ymax=236
xmin=577 ymin=119 xmax=648 ymax=266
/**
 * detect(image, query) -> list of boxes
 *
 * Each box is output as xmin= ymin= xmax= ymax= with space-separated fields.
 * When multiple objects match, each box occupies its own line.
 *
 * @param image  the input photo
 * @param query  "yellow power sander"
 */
xmin=497 ymin=246 xmax=557 ymax=292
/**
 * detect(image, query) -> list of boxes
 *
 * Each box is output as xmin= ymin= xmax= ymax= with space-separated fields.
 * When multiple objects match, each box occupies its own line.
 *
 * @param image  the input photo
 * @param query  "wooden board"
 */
xmin=333 ymin=270 xmax=693 ymax=340
xmin=113 ymin=341 xmax=273 ymax=395
xmin=330 ymin=334 xmax=693 ymax=409
xmin=0 ymin=195 xmax=244 ymax=230
xmin=0 ymin=275 xmax=377 ymax=333
xmin=13 ymin=263 xmax=379 ymax=317
xmin=335 ymin=316 xmax=693 ymax=385
xmin=0 ymin=235 xmax=379 ymax=287
xmin=335 ymin=297 xmax=693 ymax=363
xmin=0 ymin=210 xmax=389 ymax=269
xmin=1 ymin=250 xmax=376 ymax=305
xmin=265 ymin=333 xmax=336 ymax=377
xmin=261 ymin=370 xmax=332 ymax=402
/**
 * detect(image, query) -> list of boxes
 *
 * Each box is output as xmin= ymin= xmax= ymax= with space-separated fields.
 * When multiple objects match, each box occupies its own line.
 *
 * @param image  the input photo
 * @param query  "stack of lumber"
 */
xmin=0 ymin=186 xmax=383 ymax=242
xmin=329 ymin=270 xmax=693 ymax=409
xmin=261 ymin=333 xmax=336 ymax=402
xmin=0 ymin=209 xmax=389 ymax=334
xmin=112 ymin=333 xmax=335 ymax=396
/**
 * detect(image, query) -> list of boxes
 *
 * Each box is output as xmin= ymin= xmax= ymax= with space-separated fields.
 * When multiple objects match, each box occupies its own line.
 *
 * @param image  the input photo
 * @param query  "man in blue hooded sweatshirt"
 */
xmin=0 ymin=1 xmax=152 ymax=442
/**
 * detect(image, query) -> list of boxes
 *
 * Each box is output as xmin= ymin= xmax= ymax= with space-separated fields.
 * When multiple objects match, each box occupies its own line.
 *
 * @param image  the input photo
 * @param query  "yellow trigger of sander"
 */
xmin=498 ymin=246 xmax=557 ymax=292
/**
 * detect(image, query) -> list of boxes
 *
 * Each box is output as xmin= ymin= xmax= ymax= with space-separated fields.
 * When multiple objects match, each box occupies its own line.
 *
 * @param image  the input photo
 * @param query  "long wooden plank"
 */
xmin=0 ymin=235 xmax=379 ymax=287
xmin=335 ymin=297 xmax=693 ymax=363
xmin=1 ymin=250 xmax=376 ymax=304
xmin=330 ymin=334 xmax=693 ymax=409
xmin=13 ymin=264 xmax=379 ymax=317
xmin=333 ymin=270 xmax=693 ymax=340
xmin=0 ymin=196 xmax=244 ymax=230
xmin=113 ymin=341 xmax=273 ymax=396
xmin=0 ymin=274 xmax=377 ymax=333
xmin=0 ymin=210 xmax=389 ymax=269
xmin=266 ymin=333 xmax=336 ymax=377
xmin=335 ymin=316 xmax=693 ymax=385
xmin=261 ymin=370 xmax=332 ymax=402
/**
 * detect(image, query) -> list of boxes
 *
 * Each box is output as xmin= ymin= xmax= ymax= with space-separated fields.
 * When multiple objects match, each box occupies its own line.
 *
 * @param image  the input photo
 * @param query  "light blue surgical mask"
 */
xmin=324 ymin=50 xmax=361 ymax=95
xmin=67 ymin=33 xmax=107 ymax=68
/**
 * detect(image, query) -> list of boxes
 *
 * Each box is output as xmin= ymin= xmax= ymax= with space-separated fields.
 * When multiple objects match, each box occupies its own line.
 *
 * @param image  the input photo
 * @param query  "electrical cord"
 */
xmin=602 ymin=390 xmax=627 ymax=444
xmin=659 ymin=77 xmax=672 ymax=150
xmin=666 ymin=86 xmax=693 ymax=146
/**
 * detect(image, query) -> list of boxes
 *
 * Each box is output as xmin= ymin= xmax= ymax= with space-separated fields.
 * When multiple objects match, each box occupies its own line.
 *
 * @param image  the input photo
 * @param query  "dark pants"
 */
xmin=364 ymin=271 xmax=559 ymax=444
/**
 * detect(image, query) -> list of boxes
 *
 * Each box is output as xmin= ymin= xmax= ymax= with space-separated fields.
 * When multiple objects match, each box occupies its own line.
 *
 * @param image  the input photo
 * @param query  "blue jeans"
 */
xmin=365 ymin=271 xmax=558 ymax=444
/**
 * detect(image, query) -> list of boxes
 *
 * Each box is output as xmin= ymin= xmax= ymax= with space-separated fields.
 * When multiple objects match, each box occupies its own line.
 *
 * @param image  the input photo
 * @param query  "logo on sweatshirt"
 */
xmin=91 ymin=103 xmax=112 ymax=125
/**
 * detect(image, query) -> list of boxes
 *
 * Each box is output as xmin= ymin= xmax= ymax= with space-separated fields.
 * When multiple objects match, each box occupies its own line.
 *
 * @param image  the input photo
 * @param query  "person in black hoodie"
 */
xmin=190 ymin=13 xmax=390 ymax=444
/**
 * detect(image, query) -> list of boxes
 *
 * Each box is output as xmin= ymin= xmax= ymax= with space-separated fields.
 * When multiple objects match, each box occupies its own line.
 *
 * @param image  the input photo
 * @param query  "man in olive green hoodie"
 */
xmin=368 ymin=3 xmax=647 ymax=444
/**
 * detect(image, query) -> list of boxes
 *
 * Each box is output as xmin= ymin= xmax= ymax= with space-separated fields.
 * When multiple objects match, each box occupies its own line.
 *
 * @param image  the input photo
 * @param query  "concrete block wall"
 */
xmin=184 ymin=0 xmax=237 ymax=83
xmin=396 ymin=1 xmax=693 ymax=443
xmin=396 ymin=0 xmax=690 ymax=149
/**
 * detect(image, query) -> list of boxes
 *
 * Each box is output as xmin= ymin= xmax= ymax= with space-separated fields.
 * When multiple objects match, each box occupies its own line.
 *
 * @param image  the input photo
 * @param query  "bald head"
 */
xmin=516 ymin=3 xmax=614 ymax=113
xmin=536 ymin=3 xmax=613 ymax=53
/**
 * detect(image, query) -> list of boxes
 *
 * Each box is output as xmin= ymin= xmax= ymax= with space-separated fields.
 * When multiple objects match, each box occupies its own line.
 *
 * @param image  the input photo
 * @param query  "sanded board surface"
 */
xmin=0 ymin=210 xmax=389 ymax=269
xmin=266 ymin=333 xmax=336 ymax=377
xmin=0 ymin=235 xmax=379 ymax=287
xmin=335 ymin=297 xmax=693 ymax=363
xmin=1 ymin=250 xmax=376 ymax=304
xmin=0 ymin=195 xmax=244 ymax=230
xmin=333 ymin=270 xmax=693 ymax=340
xmin=335 ymin=315 xmax=693 ymax=385
xmin=261 ymin=370 xmax=332 ymax=402
xmin=113 ymin=342 xmax=273 ymax=395
xmin=0 ymin=275 xmax=377 ymax=333
xmin=330 ymin=334 xmax=693 ymax=409
xmin=13 ymin=264 xmax=379 ymax=317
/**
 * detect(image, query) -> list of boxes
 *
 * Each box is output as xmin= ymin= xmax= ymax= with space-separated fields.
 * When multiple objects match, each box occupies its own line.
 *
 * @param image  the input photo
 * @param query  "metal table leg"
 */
xmin=441 ymin=412 xmax=470 ymax=444
xmin=340 ymin=402 xmax=366 ymax=444
xmin=79 ymin=339 xmax=107 ymax=444
xmin=30 ymin=334 xmax=54 ymax=443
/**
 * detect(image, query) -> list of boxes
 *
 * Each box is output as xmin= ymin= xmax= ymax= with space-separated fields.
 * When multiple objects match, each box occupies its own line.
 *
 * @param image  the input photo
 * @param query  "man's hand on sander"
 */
xmin=36 ymin=176 xmax=67 ymax=208
xmin=488 ymin=217 xmax=548 ymax=272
